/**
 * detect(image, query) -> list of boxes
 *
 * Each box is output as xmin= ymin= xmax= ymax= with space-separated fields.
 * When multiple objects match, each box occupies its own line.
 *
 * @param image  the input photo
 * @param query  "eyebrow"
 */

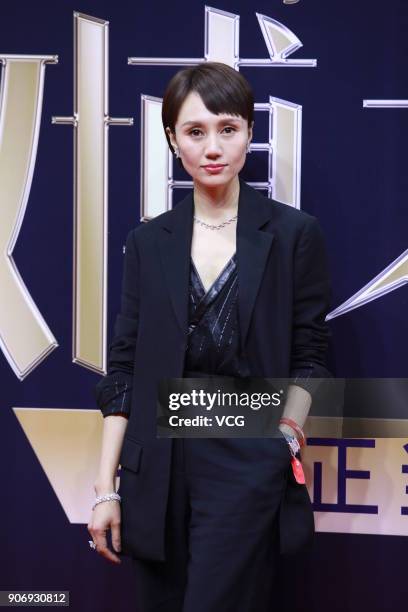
xmin=180 ymin=117 xmax=242 ymax=127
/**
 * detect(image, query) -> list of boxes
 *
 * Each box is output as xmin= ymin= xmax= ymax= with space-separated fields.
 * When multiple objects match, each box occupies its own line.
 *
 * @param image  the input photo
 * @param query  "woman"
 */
xmin=88 ymin=62 xmax=332 ymax=611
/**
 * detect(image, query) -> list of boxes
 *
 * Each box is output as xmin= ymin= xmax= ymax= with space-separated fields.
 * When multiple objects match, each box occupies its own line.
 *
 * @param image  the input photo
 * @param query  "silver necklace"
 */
xmin=193 ymin=213 xmax=238 ymax=231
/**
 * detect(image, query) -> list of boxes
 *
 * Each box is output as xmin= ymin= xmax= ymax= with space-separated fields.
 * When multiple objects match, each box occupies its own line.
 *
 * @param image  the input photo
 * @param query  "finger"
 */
xmin=94 ymin=529 xmax=121 ymax=564
xmin=87 ymin=523 xmax=97 ymax=547
xmin=110 ymin=522 xmax=121 ymax=553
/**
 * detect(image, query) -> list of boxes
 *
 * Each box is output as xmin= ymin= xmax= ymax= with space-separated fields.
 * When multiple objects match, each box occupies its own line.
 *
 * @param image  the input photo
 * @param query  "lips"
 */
xmin=202 ymin=164 xmax=226 ymax=169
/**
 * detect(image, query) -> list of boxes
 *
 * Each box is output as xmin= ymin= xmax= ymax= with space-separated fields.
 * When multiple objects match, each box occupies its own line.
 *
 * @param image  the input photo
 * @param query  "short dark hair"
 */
xmin=161 ymin=62 xmax=254 ymax=160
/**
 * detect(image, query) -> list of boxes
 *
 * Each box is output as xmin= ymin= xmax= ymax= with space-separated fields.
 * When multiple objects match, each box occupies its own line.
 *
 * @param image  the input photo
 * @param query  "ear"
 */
xmin=165 ymin=126 xmax=177 ymax=150
xmin=248 ymin=120 xmax=254 ymax=141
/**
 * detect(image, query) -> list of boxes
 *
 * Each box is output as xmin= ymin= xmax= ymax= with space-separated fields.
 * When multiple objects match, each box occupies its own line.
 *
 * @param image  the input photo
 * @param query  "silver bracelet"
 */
xmin=281 ymin=432 xmax=301 ymax=457
xmin=92 ymin=492 xmax=121 ymax=511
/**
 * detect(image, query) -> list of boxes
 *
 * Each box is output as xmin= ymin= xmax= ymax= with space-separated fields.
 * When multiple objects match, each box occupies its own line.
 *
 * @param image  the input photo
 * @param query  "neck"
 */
xmin=193 ymin=176 xmax=240 ymax=221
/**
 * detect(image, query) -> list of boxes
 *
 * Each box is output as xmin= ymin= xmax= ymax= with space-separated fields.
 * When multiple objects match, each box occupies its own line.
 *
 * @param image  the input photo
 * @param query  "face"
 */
xmin=166 ymin=91 xmax=253 ymax=187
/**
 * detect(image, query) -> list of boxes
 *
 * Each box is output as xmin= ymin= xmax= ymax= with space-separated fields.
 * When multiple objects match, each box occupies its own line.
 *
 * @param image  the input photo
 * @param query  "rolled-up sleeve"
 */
xmin=289 ymin=216 xmax=332 ymax=397
xmin=94 ymin=228 xmax=140 ymax=418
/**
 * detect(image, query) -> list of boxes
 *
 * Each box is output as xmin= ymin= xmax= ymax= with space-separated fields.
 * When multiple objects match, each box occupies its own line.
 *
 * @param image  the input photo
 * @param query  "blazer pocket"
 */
xmin=119 ymin=436 xmax=143 ymax=473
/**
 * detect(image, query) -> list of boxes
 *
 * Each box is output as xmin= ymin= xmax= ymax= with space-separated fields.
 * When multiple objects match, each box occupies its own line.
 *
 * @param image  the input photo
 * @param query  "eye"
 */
xmin=188 ymin=126 xmax=237 ymax=137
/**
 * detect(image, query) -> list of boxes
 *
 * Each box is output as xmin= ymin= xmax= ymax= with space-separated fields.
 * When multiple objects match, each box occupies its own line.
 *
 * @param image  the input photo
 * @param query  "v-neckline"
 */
xmin=191 ymin=253 xmax=236 ymax=297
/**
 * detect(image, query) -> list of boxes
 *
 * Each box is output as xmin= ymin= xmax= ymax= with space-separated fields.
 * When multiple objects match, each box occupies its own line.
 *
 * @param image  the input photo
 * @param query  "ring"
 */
xmin=88 ymin=540 xmax=97 ymax=550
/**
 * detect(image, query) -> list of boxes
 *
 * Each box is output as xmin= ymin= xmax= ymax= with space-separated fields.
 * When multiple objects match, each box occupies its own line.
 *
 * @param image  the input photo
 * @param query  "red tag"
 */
xmin=291 ymin=456 xmax=305 ymax=484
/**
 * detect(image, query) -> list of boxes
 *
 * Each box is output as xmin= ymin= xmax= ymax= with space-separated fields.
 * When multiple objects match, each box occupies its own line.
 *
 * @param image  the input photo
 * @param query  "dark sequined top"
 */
xmin=183 ymin=253 xmax=250 ymax=379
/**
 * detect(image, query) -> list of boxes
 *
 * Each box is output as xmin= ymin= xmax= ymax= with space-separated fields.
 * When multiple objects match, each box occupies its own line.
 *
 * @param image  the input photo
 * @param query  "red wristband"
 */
xmin=279 ymin=417 xmax=306 ymax=447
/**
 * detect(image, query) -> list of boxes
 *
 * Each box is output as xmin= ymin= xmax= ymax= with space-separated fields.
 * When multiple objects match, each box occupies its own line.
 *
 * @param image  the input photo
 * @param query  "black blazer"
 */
xmin=95 ymin=176 xmax=332 ymax=561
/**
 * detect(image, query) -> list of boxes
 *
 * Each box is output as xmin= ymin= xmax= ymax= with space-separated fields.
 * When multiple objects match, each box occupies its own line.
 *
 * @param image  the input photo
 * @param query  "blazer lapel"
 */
xmin=236 ymin=178 xmax=275 ymax=349
xmin=157 ymin=190 xmax=194 ymax=337
xmin=157 ymin=177 xmax=276 ymax=350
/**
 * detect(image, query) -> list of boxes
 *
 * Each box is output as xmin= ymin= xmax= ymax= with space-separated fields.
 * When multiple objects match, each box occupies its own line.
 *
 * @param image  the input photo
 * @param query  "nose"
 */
xmin=204 ymin=133 xmax=223 ymax=158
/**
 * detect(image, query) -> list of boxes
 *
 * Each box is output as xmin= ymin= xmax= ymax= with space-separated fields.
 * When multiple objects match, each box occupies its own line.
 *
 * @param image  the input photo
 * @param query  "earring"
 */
xmin=246 ymin=142 xmax=251 ymax=154
xmin=174 ymin=147 xmax=180 ymax=158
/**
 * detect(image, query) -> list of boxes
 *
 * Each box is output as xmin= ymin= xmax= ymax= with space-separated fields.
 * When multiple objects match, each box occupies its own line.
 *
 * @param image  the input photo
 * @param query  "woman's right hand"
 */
xmin=88 ymin=414 xmax=128 ymax=562
xmin=87 ymin=497 xmax=122 ymax=564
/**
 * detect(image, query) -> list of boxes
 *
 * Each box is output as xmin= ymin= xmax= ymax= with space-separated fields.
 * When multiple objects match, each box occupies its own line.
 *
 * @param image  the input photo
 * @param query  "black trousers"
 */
xmin=131 ymin=436 xmax=291 ymax=612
